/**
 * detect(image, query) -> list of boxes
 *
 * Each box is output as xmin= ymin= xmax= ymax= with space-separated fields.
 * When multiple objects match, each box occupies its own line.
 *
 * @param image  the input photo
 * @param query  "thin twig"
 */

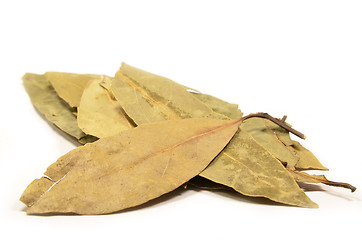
xmin=289 ymin=169 xmax=357 ymax=192
xmin=322 ymin=180 xmax=357 ymax=192
xmin=241 ymin=112 xmax=306 ymax=139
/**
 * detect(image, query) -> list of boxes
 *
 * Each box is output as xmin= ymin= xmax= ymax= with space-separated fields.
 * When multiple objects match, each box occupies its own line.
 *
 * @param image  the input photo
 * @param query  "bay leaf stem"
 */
xmin=241 ymin=112 xmax=306 ymax=140
xmin=289 ymin=169 xmax=357 ymax=192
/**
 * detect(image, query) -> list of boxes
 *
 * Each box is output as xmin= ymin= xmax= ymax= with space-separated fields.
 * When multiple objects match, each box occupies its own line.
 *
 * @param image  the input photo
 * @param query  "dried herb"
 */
xmin=288 ymin=170 xmax=356 ymax=192
xmin=22 ymin=73 xmax=97 ymax=144
xmin=240 ymin=117 xmax=300 ymax=169
xmin=22 ymin=73 xmax=86 ymax=140
xmin=110 ymin=63 xmax=228 ymax=124
xmin=20 ymin=63 xmax=356 ymax=214
xmin=200 ymin=128 xmax=318 ymax=208
xmin=21 ymin=118 xmax=241 ymax=215
xmin=45 ymin=72 xmax=101 ymax=108
xmin=292 ymin=141 xmax=328 ymax=171
xmin=77 ymin=76 xmax=135 ymax=138
xmin=191 ymin=92 xmax=243 ymax=119
xmin=110 ymin=64 xmax=320 ymax=207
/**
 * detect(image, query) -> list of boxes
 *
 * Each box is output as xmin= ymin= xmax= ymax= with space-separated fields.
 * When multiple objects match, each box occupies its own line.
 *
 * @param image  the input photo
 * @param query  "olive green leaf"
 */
xmin=239 ymin=118 xmax=299 ymax=169
xmin=292 ymin=141 xmax=328 ymax=171
xmin=200 ymin=129 xmax=318 ymax=208
xmin=22 ymin=73 xmax=87 ymax=141
xmin=109 ymin=63 xmax=318 ymax=207
xmin=21 ymin=64 xmax=356 ymax=212
xmin=239 ymin=117 xmax=329 ymax=171
xmin=264 ymin=118 xmax=294 ymax=146
xmin=21 ymin=118 xmax=241 ymax=215
xmin=191 ymin=92 xmax=243 ymax=119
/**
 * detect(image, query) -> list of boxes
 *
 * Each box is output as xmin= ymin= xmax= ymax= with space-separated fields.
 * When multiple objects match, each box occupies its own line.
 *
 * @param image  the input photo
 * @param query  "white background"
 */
xmin=1 ymin=1 xmax=361 ymax=239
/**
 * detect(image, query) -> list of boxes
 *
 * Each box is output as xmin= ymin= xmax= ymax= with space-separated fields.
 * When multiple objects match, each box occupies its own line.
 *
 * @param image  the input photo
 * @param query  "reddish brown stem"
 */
xmin=241 ymin=112 xmax=306 ymax=140
xmin=322 ymin=180 xmax=357 ymax=192
xmin=290 ymin=169 xmax=357 ymax=192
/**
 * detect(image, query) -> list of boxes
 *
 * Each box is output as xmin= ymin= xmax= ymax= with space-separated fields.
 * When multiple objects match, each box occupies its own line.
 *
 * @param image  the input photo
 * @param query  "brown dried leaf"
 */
xmin=20 ymin=177 xmax=54 ymax=207
xmin=288 ymin=170 xmax=356 ymax=192
xmin=20 ymin=118 xmax=241 ymax=215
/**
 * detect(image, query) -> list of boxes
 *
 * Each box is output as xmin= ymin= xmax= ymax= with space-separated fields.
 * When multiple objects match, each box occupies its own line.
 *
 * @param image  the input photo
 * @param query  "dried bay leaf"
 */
xmin=292 ymin=141 xmax=328 ymax=171
xmin=194 ymin=95 xmax=326 ymax=170
xmin=194 ymin=96 xmax=325 ymax=172
xmin=22 ymin=73 xmax=87 ymax=141
xmin=240 ymin=118 xmax=328 ymax=171
xmin=190 ymin=90 xmax=298 ymax=161
xmin=21 ymin=118 xmax=241 ymax=215
xmin=191 ymin=92 xmax=243 ymax=119
xmin=240 ymin=118 xmax=299 ymax=169
xmin=264 ymin=118 xmax=294 ymax=146
xmin=21 ymin=64 xmax=356 ymax=211
xmin=110 ymin=63 xmax=318 ymax=207
xmin=187 ymin=90 xmax=327 ymax=202
xmin=200 ymin=129 xmax=318 ymax=208
xmin=77 ymin=76 xmax=135 ymax=138
xmin=20 ymin=177 xmax=55 ymax=207
xmin=45 ymin=72 xmax=102 ymax=108
xmin=26 ymin=70 xmax=234 ymax=142
xmin=262 ymin=120 xmax=327 ymax=170
xmin=188 ymin=92 xmax=325 ymax=196
xmin=110 ymin=63 xmax=228 ymax=124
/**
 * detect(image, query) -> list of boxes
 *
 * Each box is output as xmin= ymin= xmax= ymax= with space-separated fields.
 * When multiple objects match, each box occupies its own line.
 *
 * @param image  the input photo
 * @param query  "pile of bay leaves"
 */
xmin=20 ymin=63 xmax=356 ymax=215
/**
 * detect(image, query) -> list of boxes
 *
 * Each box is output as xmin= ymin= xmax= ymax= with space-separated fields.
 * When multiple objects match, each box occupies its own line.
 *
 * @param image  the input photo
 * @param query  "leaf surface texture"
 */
xmin=200 ymin=129 xmax=318 ymax=208
xmin=21 ymin=118 xmax=241 ymax=215
xmin=109 ymin=63 xmax=318 ymax=207
xmin=110 ymin=63 xmax=227 ymax=124
xmin=45 ymin=72 xmax=101 ymax=108
xmin=22 ymin=73 xmax=86 ymax=140
xmin=77 ymin=76 xmax=135 ymax=138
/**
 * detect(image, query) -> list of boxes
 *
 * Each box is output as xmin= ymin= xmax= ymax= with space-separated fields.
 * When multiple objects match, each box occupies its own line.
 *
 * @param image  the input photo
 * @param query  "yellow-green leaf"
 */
xmin=22 ymin=73 xmax=87 ymax=140
xmin=264 ymin=118 xmax=294 ymax=146
xmin=191 ymin=92 xmax=243 ymax=119
xmin=240 ymin=118 xmax=299 ymax=169
xmin=45 ymin=72 xmax=102 ymax=108
xmin=20 ymin=118 xmax=241 ymax=215
xmin=200 ymin=129 xmax=318 ymax=208
xmin=77 ymin=76 xmax=135 ymax=138
xmin=110 ymin=63 xmax=227 ymax=125
xmin=109 ymin=63 xmax=317 ymax=207
xmin=292 ymin=141 xmax=328 ymax=171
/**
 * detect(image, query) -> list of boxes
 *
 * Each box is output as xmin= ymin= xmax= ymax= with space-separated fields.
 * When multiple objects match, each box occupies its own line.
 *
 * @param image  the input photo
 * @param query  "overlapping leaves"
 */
xmin=21 ymin=64 xmax=356 ymax=215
